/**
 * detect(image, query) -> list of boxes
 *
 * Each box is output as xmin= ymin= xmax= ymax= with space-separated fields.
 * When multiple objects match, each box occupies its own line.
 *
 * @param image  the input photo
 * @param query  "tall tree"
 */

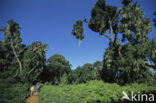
xmin=22 ymin=41 xmax=48 ymax=82
xmin=79 ymin=63 xmax=96 ymax=83
xmin=71 ymin=0 xmax=154 ymax=84
xmin=47 ymin=54 xmax=71 ymax=84
xmin=0 ymin=21 xmax=29 ymax=103
xmin=72 ymin=20 xmax=84 ymax=46
xmin=68 ymin=63 xmax=96 ymax=84
xmin=0 ymin=20 xmax=25 ymax=76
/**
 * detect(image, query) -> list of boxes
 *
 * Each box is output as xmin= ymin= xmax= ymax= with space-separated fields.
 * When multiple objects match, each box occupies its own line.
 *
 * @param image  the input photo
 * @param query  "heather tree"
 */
xmin=71 ymin=0 xmax=154 ymax=84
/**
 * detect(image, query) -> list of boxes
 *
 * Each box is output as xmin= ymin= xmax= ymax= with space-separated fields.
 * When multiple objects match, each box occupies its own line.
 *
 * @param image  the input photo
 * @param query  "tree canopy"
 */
xmin=72 ymin=20 xmax=84 ymax=46
xmin=47 ymin=54 xmax=71 ymax=84
xmin=71 ymin=0 xmax=155 ymax=84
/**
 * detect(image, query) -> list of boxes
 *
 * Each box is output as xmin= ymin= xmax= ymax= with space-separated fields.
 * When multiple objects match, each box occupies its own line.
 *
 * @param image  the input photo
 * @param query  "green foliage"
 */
xmin=0 ymin=20 xmax=47 ymax=102
xmin=22 ymin=41 xmax=48 ymax=82
xmin=46 ymin=54 xmax=71 ymax=84
xmin=0 ymin=82 xmax=30 ymax=103
xmin=119 ymin=0 xmax=152 ymax=43
xmin=102 ymin=43 xmax=153 ymax=84
xmin=0 ymin=20 xmax=30 ymax=103
xmin=0 ymin=20 xmax=48 ymax=83
xmin=72 ymin=20 xmax=84 ymax=46
xmin=0 ymin=41 xmax=16 ymax=82
xmin=79 ymin=63 xmax=96 ymax=83
xmin=88 ymin=0 xmax=117 ymax=35
xmin=100 ymin=0 xmax=153 ymax=85
xmin=60 ymin=73 xmax=68 ymax=85
xmin=0 ymin=20 xmax=25 ymax=78
xmin=39 ymin=80 xmax=156 ymax=103
xmin=70 ymin=0 xmax=155 ymax=85
xmin=68 ymin=63 xmax=97 ymax=84
xmin=93 ymin=61 xmax=103 ymax=80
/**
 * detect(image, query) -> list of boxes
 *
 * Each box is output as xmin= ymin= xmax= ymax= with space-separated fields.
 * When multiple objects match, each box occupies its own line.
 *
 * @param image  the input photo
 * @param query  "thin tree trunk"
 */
xmin=78 ymin=39 xmax=81 ymax=47
xmin=102 ymin=33 xmax=111 ymax=40
xmin=109 ymin=20 xmax=113 ymax=43
xmin=10 ymin=38 xmax=22 ymax=74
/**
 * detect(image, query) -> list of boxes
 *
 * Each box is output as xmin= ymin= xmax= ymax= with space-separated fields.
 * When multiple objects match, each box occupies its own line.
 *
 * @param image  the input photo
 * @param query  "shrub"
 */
xmin=39 ymin=80 xmax=156 ymax=103
xmin=0 ymin=82 xmax=30 ymax=103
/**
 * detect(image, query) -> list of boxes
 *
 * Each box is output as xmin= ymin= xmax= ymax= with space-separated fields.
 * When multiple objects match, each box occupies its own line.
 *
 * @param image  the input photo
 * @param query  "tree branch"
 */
xmin=112 ymin=9 xmax=122 ymax=23
xmin=102 ymin=33 xmax=111 ymax=40
xmin=109 ymin=20 xmax=113 ymax=43
xmin=146 ymin=63 xmax=156 ymax=70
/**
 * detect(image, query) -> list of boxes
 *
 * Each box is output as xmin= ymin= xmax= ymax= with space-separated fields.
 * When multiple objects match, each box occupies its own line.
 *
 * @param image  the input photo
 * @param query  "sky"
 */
xmin=0 ymin=0 xmax=156 ymax=69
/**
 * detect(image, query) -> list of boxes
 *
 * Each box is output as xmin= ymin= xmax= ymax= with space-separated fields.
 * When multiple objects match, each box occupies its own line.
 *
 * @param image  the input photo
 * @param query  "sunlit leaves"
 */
xmin=119 ymin=1 xmax=152 ymax=43
xmin=22 ymin=41 xmax=48 ymax=82
xmin=72 ymin=20 xmax=84 ymax=46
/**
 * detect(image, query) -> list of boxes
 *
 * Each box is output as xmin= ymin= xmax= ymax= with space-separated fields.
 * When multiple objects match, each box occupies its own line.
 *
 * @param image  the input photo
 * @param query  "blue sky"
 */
xmin=0 ymin=0 xmax=156 ymax=69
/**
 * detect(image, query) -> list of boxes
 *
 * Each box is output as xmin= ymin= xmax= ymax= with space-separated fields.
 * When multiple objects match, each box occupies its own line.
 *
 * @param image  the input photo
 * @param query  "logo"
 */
xmin=122 ymin=91 xmax=155 ymax=102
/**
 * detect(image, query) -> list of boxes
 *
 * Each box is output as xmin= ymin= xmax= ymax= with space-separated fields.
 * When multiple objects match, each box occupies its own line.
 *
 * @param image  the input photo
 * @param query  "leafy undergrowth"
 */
xmin=0 ymin=82 xmax=30 ymax=103
xmin=39 ymin=80 xmax=156 ymax=103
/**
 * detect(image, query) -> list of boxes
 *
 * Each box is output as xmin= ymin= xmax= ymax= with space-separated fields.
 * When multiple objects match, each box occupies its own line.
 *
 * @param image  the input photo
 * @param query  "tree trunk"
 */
xmin=78 ymin=39 xmax=81 ymax=47
xmin=10 ymin=38 xmax=22 ymax=74
xmin=109 ymin=21 xmax=114 ymax=44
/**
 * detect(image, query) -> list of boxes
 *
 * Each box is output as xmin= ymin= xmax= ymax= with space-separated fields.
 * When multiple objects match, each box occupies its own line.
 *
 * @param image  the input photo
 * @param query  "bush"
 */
xmin=39 ymin=80 xmax=156 ymax=103
xmin=0 ymin=82 xmax=30 ymax=103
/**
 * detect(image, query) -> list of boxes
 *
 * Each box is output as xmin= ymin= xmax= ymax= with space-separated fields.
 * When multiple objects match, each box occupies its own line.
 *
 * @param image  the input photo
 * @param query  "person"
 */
xmin=34 ymin=85 xmax=39 ymax=92
xmin=30 ymin=85 xmax=35 ymax=96
xmin=30 ymin=83 xmax=40 ymax=96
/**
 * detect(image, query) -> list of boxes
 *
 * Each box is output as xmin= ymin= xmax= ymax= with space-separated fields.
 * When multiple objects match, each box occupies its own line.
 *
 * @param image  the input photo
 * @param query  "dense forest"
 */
xmin=0 ymin=0 xmax=156 ymax=103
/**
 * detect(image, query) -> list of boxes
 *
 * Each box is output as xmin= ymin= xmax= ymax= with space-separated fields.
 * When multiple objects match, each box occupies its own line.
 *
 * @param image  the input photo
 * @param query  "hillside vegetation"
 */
xmin=39 ymin=80 xmax=156 ymax=103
